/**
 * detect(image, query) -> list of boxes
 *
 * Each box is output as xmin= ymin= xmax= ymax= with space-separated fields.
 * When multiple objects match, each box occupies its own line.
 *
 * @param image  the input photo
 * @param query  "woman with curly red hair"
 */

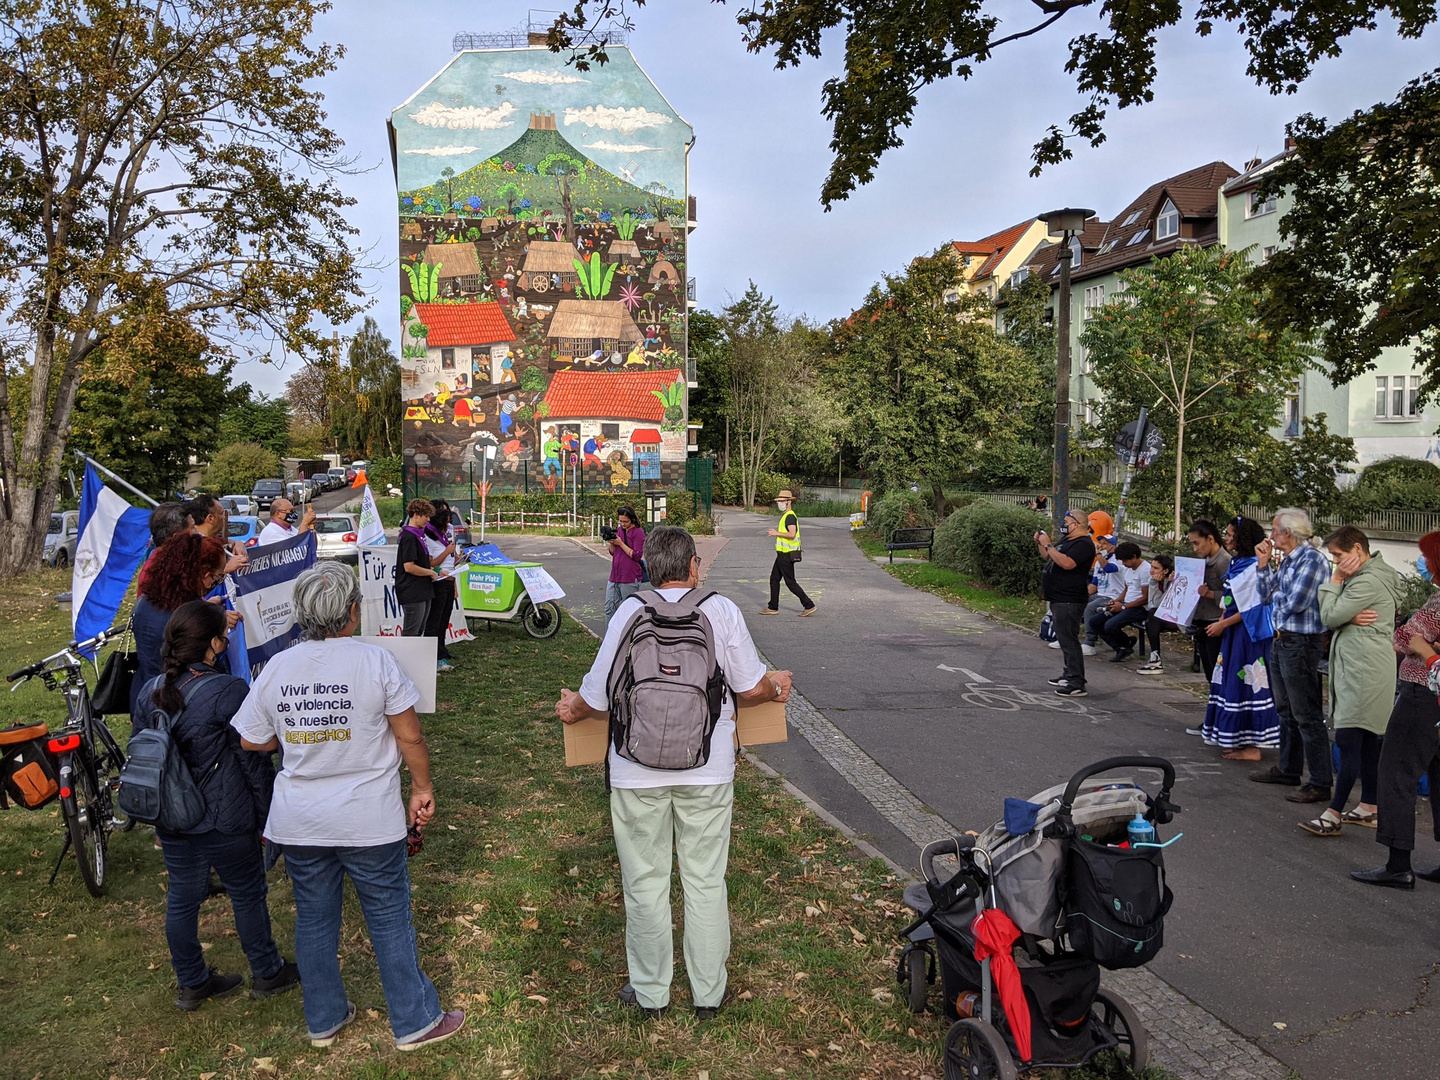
xmin=129 ymin=533 xmax=230 ymax=721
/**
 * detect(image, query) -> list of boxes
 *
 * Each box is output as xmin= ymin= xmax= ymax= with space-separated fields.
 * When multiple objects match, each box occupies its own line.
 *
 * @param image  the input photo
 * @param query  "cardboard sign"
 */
xmin=563 ymin=676 xmax=789 ymax=766
xmin=515 ymin=565 xmax=566 ymax=604
xmin=357 ymin=635 xmax=437 ymax=713
xmin=360 ymin=545 xmax=472 ymax=645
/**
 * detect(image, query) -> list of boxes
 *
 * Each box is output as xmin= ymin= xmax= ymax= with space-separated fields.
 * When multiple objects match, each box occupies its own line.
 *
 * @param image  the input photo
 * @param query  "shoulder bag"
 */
xmin=90 ymin=619 xmax=137 ymax=716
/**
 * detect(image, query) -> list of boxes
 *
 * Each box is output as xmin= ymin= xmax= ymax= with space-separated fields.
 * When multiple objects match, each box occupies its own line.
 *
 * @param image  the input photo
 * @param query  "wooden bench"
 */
xmin=886 ymin=527 xmax=935 ymax=562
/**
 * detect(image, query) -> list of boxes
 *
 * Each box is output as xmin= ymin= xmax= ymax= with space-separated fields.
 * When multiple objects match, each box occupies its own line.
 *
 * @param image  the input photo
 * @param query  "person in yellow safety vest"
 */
xmin=760 ymin=490 xmax=817 ymax=617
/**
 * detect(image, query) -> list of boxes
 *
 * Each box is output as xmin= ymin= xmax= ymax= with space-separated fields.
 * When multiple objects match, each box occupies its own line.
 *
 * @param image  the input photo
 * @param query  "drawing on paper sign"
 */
xmin=1155 ymin=556 xmax=1206 ymax=627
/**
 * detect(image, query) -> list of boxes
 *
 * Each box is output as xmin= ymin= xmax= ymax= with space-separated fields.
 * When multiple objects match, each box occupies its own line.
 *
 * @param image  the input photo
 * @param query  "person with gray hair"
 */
xmin=1250 ymin=508 xmax=1336 ymax=800
xmin=232 ymin=563 xmax=465 ymax=1052
xmin=556 ymin=526 xmax=793 ymax=1020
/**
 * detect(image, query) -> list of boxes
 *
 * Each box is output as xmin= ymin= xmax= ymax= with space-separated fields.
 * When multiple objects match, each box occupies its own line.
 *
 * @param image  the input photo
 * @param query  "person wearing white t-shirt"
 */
xmin=256 ymin=497 xmax=316 ymax=547
xmin=556 ymin=527 xmax=793 ymax=1021
xmin=1081 ymin=533 xmax=1125 ymax=654
xmin=1095 ymin=541 xmax=1152 ymax=663
xmin=232 ymin=562 xmax=464 ymax=1053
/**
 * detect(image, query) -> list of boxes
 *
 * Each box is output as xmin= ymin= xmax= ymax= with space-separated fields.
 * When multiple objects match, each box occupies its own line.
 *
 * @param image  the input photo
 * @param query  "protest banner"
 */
xmin=1155 ymin=555 xmax=1207 ymax=627
xmin=360 ymin=544 xmax=473 ymax=644
xmin=227 ymin=531 xmax=316 ymax=676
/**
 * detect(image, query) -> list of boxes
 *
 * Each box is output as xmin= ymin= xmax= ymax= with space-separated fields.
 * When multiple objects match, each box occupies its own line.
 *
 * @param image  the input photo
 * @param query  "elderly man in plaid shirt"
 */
xmin=1249 ymin=508 xmax=1336 ymax=802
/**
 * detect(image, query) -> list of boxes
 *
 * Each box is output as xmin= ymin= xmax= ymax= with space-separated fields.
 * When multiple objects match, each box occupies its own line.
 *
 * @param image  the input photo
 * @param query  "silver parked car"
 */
xmin=44 ymin=511 xmax=80 ymax=569
xmin=222 ymin=494 xmax=257 ymax=516
xmin=314 ymin=513 xmax=359 ymax=563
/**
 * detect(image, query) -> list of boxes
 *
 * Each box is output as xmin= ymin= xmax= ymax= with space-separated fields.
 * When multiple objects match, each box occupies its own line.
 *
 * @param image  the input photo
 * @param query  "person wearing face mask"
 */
xmin=759 ymin=490 xmax=815 ymax=617
xmin=1036 ymin=508 xmax=1096 ymax=698
xmin=257 ymin=497 xmax=316 ymax=547
xmin=1352 ymin=531 xmax=1440 ymax=888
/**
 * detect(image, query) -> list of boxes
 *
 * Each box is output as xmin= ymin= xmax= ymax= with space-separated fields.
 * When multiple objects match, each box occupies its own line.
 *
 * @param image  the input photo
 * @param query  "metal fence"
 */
xmin=1240 ymin=504 xmax=1440 ymax=538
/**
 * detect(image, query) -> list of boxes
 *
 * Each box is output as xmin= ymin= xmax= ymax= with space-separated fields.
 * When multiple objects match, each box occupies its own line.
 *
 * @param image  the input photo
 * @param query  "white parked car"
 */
xmin=220 ymin=494 xmax=256 ymax=516
xmin=44 ymin=511 xmax=80 ymax=569
xmin=314 ymin=513 xmax=359 ymax=563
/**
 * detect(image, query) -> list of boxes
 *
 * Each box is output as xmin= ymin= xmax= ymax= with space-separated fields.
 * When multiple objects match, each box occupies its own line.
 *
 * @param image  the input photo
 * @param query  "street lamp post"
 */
xmin=1041 ymin=207 xmax=1095 ymax=536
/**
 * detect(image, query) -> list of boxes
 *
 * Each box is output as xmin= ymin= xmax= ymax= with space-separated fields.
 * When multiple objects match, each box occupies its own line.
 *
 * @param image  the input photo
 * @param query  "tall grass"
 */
xmin=795 ymin=499 xmax=861 ymax=517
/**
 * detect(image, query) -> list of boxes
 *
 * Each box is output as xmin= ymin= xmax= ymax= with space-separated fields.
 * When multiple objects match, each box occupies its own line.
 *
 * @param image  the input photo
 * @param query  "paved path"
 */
xmin=496 ymin=515 xmax=1440 ymax=1080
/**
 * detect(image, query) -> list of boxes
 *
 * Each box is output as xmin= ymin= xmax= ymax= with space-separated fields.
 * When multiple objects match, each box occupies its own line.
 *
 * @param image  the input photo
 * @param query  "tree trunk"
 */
xmin=930 ymin=479 xmax=948 ymax=520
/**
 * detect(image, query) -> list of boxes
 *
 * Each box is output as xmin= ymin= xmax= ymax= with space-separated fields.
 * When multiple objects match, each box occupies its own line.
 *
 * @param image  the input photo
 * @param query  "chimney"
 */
xmin=1244 ymin=157 xmax=1261 ymax=171
xmin=528 ymin=31 xmax=548 ymax=46
xmin=1284 ymin=135 xmax=1297 ymax=151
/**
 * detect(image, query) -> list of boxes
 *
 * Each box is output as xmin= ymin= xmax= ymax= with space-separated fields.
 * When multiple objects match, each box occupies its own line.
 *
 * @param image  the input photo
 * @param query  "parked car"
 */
xmin=286 ymin=480 xmax=311 ymax=505
xmin=227 ymin=515 xmax=262 ymax=548
xmin=44 ymin=511 xmax=80 ymax=569
xmin=221 ymin=494 xmax=256 ymax=516
xmin=344 ymin=467 xmax=358 ymax=483
xmin=251 ymin=479 xmax=284 ymax=512
xmin=328 ymin=466 xmax=349 ymax=489
xmin=314 ymin=513 xmax=359 ymax=563
xmin=305 ymin=472 xmax=329 ymax=494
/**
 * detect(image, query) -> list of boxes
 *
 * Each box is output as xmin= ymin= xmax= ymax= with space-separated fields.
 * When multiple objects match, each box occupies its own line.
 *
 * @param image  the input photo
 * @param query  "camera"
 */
xmin=600 ymin=525 xmax=617 ymax=542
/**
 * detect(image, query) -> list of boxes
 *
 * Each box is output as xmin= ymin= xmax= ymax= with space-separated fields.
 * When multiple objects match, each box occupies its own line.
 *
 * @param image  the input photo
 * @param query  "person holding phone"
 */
xmin=1036 ymin=508 xmax=1096 ymax=698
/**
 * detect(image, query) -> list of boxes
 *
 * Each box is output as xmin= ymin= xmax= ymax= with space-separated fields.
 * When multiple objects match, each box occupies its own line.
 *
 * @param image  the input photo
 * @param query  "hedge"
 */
xmin=931 ymin=499 xmax=1048 ymax=598
xmin=715 ymin=468 xmax=794 ymax=507
xmin=869 ymin=489 xmax=935 ymax=542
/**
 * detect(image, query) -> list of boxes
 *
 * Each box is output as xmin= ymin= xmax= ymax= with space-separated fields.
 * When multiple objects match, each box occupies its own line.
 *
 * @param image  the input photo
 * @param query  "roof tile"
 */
xmin=412 ymin=302 xmax=515 ymax=348
xmin=544 ymin=368 xmax=681 ymax=422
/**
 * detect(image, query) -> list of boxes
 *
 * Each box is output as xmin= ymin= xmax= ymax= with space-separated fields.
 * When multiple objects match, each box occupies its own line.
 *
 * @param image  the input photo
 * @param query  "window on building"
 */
xmin=1260 ymin=245 xmax=1277 ymax=264
xmin=1083 ymin=284 xmax=1106 ymax=319
xmin=1096 ymin=240 xmax=1116 ymax=255
xmin=987 ymin=283 xmax=995 ymax=298
xmin=1009 ymin=268 xmax=1029 ymax=288
xmin=1155 ymin=200 xmax=1180 ymax=241
xmin=943 ymin=288 xmax=960 ymax=305
xmin=601 ymin=423 xmax=620 ymax=441
xmin=1121 ymin=210 xmax=1141 ymax=227
xmin=1247 ymin=192 xmax=1277 ymax=217
xmin=1375 ymin=375 xmax=1422 ymax=419
xmin=440 ymin=348 xmax=455 ymax=369
xmin=1284 ymin=392 xmax=1301 ymax=438
xmin=1127 ymin=228 xmax=1150 ymax=247
xmin=1068 ymin=235 xmax=1082 ymax=268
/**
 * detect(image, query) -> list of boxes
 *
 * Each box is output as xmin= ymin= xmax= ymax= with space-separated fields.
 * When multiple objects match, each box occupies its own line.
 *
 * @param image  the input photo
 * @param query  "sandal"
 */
xmin=1299 ymin=815 xmax=1343 ymax=837
xmin=1340 ymin=808 xmax=1378 ymax=828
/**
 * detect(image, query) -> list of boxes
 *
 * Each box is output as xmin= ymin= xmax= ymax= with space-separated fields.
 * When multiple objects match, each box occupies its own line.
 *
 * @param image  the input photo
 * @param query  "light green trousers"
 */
xmin=609 ymin=783 xmax=733 ymax=1010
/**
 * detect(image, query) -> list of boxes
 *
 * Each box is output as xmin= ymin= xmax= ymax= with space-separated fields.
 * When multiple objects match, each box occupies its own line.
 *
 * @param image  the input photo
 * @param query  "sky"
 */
xmin=240 ymin=1 xmax=1438 ymax=395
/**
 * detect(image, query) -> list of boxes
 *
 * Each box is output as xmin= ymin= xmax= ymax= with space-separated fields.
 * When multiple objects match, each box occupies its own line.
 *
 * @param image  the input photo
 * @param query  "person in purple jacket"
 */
xmin=605 ymin=506 xmax=646 ymax=624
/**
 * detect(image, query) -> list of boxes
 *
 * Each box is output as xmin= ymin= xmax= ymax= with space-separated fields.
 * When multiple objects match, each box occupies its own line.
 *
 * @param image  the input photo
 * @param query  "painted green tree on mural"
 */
xmin=540 ymin=153 xmax=587 ymax=242
xmin=573 ymin=254 xmax=617 ymax=300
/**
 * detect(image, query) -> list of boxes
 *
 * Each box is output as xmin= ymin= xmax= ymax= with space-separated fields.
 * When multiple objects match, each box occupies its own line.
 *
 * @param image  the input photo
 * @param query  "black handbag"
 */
xmin=90 ymin=621 xmax=137 ymax=716
xmin=791 ymin=549 xmax=802 ymax=563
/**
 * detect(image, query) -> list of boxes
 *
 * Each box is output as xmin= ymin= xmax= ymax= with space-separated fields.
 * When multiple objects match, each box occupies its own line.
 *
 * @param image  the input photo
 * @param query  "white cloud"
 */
xmin=409 ymin=101 xmax=516 ymax=131
xmin=564 ymin=105 xmax=673 ymax=135
xmin=403 ymin=145 xmax=483 ymax=156
xmin=499 ymin=69 xmax=587 ymax=85
xmin=587 ymin=141 xmax=664 ymax=154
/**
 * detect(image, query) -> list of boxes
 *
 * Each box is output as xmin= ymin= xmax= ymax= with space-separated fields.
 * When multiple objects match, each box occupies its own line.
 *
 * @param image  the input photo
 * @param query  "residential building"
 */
xmin=944 ymin=219 xmax=1051 ymax=309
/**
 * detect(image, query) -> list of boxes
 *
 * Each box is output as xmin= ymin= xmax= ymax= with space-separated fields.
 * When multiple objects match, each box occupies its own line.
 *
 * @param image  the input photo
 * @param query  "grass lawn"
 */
xmin=0 ymin=570 xmax=947 ymax=1080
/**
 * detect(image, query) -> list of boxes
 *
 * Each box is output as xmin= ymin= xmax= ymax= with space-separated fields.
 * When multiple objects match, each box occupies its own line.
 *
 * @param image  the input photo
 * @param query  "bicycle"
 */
xmin=8 ymin=624 xmax=134 ymax=896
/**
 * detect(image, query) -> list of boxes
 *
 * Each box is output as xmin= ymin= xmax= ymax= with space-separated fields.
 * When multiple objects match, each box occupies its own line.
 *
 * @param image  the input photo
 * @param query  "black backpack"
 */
xmin=118 ymin=673 xmax=223 ymax=832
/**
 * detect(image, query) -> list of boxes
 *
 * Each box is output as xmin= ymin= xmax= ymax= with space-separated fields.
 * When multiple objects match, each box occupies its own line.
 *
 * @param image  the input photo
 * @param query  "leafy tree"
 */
xmin=546 ymin=2 xmax=1436 ymax=205
xmin=830 ymin=253 xmax=1043 ymax=516
xmin=539 ymin=153 xmax=586 ymax=241
xmin=1254 ymin=68 xmax=1440 ymax=395
xmin=287 ymin=419 xmax=328 ymax=459
xmin=286 ymin=362 xmax=335 ymax=431
xmin=687 ymin=310 xmax=730 ymax=463
xmin=203 ymin=442 xmax=281 ymax=496
xmin=0 ymin=1 xmax=363 ymax=575
xmin=1081 ymin=245 xmax=1317 ymax=538
xmin=70 ymin=314 xmax=235 ymax=499
xmin=984 ymin=273 xmax=1059 ymax=489
xmin=496 ymin=182 xmax=522 ymax=214
xmin=440 ymin=166 xmax=457 ymax=210
xmin=218 ymin=390 xmax=291 ymax=457
xmin=330 ymin=318 xmax=402 ymax=461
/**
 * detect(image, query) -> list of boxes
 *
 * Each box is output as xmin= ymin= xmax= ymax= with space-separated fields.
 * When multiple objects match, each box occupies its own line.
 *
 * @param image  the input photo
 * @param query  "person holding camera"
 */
xmin=1036 ymin=508 xmax=1096 ymax=698
xmin=604 ymin=506 xmax=646 ymax=624
xmin=257 ymin=497 xmax=316 ymax=547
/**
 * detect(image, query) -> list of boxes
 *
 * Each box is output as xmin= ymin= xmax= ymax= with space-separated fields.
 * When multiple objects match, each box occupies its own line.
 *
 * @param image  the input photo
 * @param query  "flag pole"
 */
xmin=78 ymin=454 xmax=160 ymax=507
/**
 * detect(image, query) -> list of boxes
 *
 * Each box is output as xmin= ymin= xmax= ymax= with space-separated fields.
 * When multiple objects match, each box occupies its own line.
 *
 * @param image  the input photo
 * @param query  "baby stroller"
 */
xmin=896 ymin=756 xmax=1181 ymax=1080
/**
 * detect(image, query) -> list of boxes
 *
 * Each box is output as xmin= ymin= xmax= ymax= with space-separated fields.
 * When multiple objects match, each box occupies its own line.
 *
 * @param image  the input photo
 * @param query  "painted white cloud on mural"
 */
xmin=499 ymin=69 xmax=587 ymax=85
xmin=403 ymin=146 xmax=483 ymax=156
xmin=409 ymin=101 xmax=516 ymax=130
xmin=587 ymin=141 xmax=663 ymax=154
xmin=564 ymin=105 xmax=673 ymax=135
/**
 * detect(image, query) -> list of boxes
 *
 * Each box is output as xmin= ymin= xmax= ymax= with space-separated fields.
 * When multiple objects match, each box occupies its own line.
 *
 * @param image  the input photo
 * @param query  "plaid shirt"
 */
xmin=1255 ymin=543 xmax=1328 ymax=635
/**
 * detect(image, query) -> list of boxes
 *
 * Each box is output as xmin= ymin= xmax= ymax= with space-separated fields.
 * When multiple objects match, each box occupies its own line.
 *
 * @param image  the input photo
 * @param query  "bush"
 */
xmin=375 ymin=496 xmax=404 ymax=527
xmin=794 ymin=499 xmax=860 ymax=517
xmin=956 ymin=501 xmax=1049 ymax=597
xmin=1343 ymin=457 xmax=1440 ymax=513
xmin=869 ymin=489 xmax=935 ymax=542
xmin=366 ymin=454 xmax=401 ymax=492
xmin=1397 ymin=573 xmax=1438 ymax=621
xmin=686 ymin=512 xmax=716 ymax=535
xmin=932 ymin=502 xmax=978 ymax=570
xmin=715 ymin=467 xmax=793 ymax=507
xmin=203 ymin=442 xmax=280 ymax=495
xmin=664 ymin=487 xmax=695 ymax=528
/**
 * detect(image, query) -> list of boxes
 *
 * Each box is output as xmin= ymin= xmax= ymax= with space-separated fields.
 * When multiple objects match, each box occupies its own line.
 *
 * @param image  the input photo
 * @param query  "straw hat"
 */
xmin=775 ymin=490 xmax=795 ymax=502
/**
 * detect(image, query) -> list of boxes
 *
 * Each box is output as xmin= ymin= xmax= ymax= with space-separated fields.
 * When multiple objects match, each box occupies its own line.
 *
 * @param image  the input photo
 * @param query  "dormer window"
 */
xmin=1009 ymin=268 xmax=1029 ymax=288
xmin=1127 ymin=228 xmax=1150 ymax=247
xmin=1068 ymin=236 xmax=1082 ymax=268
xmin=1155 ymin=200 xmax=1180 ymax=241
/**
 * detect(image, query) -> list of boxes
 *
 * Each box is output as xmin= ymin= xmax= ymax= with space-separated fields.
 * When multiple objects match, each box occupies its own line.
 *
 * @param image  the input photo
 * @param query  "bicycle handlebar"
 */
xmin=6 ymin=624 xmax=127 ymax=683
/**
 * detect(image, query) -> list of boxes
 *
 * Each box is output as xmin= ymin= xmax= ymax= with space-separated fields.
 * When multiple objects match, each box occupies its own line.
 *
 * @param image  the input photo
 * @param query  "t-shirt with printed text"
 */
xmin=230 ymin=639 xmax=421 ymax=847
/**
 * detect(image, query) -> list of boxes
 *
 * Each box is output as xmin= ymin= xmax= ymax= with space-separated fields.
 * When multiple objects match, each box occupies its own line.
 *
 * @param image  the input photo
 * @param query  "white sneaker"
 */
xmin=1081 ymin=643 xmax=1097 ymax=657
xmin=1047 ymin=639 xmax=1062 ymax=649
xmin=1137 ymin=653 xmax=1163 ymax=674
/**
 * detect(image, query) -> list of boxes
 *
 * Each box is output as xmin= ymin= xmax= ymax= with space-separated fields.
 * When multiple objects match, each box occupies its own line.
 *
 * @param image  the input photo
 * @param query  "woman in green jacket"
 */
xmin=1301 ymin=526 xmax=1403 ymax=837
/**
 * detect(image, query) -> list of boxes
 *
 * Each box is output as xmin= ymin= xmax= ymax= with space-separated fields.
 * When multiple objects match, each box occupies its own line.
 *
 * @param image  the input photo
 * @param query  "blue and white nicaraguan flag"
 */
xmin=71 ymin=464 xmax=153 ymax=652
xmin=227 ymin=531 xmax=317 ymax=677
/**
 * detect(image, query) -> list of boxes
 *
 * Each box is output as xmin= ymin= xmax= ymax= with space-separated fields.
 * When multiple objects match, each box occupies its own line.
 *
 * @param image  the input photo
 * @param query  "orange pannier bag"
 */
xmin=0 ymin=722 xmax=60 ymax=810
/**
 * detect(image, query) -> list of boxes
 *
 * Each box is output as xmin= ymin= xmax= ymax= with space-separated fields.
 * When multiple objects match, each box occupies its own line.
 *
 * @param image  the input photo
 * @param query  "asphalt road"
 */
xmin=495 ymin=515 xmax=1440 ymax=1080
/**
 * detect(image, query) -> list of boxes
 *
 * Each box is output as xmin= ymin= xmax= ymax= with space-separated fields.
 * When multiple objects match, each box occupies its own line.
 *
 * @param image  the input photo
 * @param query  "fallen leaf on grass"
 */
xmin=519 ymin=916 xmax=541 ymax=931
xmin=848 ymin=925 xmax=867 ymax=945
xmin=827 ymin=1042 xmax=843 ymax=1052
xmin=146 ymin=963 xmax=159 ymax=970
xmin=870 ymin=987 xmax=894 ymax=1003
xmin=62 ymin=934 xmax=76 ymax=941
xmin=200 ymin=1073 xmax=217 ymax=1080
xmin=252 ymin=1058 xmax=277 ymax=1077
xmin=567 ymin=866 xmax=580 ymax=877
xmin=527 ymin=994 xmax=549 ymax=1005
xmin=366 ymin=1008 xmax=381 ymax=1020
xmin=803 ymin=1048 xmax=820 ymax=1059
xmin=736 ymin=990 xmax=754 ymax=1001
xmin=804 ymin=906 xmax=820 ymax=918
xmin=566 ymin=959 xmax=585 ymax=972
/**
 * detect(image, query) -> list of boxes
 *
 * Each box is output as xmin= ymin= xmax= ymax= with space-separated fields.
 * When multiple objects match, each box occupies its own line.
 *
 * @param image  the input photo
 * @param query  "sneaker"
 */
xmin=1081 ymin=643 xmax=1097 ymax=656
xmin=1055 ymin=685 xmax=1087 ymax=698
xmin=175 ymin=968 xmax=243 ymax=1011
xmin=396 ymin=1009 xmax=466 ymax=1052
xmin=1184 ymin=726 xmax=1205 ymax=737
xmin=1137 ymin=653 xmax=1163 ymax=674
xmin=249 ymin=959 xmax=301 ymax=1000
xmin=436 ymin=659 xmax=455 ymax=673
xmin=694 ymin=988 xmax=730 ymax=1021
xmin=1047 ymin=676 xmax=1069 ymax=686
xmin=1109 ymin=646 xmax=1135 ymax=663
xmin=310 ymin=1001 xmax=357 ymax=1048
xmin=1250 ymin=766 xmax=1302 ymax=787
xmin=799 ymin=605 xmax=818 ymax=617
xmin=618 ymin=983 xmax=669 ymax=1019
xmin=1047 ymin=639 xmax=1062 ymax=649
xmin=757 ymin=608 xmax=779 ymax=616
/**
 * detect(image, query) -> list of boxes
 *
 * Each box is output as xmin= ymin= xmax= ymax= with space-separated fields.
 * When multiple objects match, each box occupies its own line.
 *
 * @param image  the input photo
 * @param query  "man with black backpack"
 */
xmin=556 ymin=526 xmax=793 ymax=1020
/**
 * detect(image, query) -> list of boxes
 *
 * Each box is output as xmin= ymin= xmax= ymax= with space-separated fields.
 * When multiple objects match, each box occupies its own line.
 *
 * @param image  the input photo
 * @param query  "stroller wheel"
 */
xmin=943 ymin=1018 xmax=1018 ymax=1080
xmin=1092 ymin=988 xmax=1149 ymax=1074
xmin=902 ymin=945 xmax=932 ymax=1013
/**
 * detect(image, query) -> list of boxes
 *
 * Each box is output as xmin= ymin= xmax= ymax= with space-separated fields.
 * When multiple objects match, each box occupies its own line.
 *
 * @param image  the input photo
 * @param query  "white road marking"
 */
xmin=959 ymin=667 xmax=989 ymax=683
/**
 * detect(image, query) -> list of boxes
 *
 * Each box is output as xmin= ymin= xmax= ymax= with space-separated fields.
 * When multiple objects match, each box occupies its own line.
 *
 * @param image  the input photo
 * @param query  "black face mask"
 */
xmin=284 ymin=510 xmax=299 ymax=525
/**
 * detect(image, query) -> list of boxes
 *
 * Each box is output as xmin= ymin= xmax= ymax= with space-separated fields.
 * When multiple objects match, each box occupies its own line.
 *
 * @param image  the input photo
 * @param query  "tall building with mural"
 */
xmin=389 ymin=39 xmax=694 ymax=498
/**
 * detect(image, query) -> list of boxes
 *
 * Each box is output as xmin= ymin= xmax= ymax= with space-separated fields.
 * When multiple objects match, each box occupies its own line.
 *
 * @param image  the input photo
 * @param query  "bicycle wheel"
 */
xmin=60 ymin=750 xmax=107 ymax=897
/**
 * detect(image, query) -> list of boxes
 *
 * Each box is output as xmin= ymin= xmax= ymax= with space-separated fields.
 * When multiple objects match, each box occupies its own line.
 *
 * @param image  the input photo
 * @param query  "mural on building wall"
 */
xmin=391 ymin=47 xmax=693 ymax=497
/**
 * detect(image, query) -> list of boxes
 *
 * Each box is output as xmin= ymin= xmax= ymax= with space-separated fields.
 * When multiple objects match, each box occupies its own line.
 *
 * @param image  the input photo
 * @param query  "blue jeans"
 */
xmin=1271 ymin=632 xmax=1332 ymax=787
xmin=1098 ymin=606 xmax=1149 ymax=651
xmin=160 ymin=830 xmax=283 ymax=989
xmin=284 ymin=840 xmax=442 ymax=1043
